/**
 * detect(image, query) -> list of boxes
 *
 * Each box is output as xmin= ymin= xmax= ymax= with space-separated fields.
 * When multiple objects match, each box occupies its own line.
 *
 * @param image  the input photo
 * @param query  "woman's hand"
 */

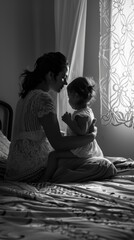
xmin=85 ymin=119 xmax=97 ymax=143
xmin=89 ymin=118 xmax=97 ymax=137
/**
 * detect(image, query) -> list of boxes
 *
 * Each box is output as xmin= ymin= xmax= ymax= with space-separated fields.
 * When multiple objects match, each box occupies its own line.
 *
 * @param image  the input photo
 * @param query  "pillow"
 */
xmin=0 ymin=130 xmax=10 ymax=158
xmin=0 ymin=131 xmax=10 ymax=179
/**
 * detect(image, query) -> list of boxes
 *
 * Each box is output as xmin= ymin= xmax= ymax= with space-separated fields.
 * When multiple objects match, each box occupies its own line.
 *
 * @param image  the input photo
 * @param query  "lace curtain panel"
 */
xmin=99 ymin=0 xmax=134 ymax=127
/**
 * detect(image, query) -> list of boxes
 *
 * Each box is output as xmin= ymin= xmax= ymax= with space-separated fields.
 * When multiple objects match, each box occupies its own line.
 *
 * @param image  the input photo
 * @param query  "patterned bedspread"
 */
xmin=0 ymin=161 xmax=134 ymax=240
xmin=0 ymin=130 xmax=134 ymax=239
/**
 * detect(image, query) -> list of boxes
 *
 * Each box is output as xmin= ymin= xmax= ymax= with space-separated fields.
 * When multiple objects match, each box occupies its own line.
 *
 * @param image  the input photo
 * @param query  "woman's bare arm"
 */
xmin=62 ymin=113 xmax=89 ymax=135
xmin=38 ymin=112 xmax=97 ymax=151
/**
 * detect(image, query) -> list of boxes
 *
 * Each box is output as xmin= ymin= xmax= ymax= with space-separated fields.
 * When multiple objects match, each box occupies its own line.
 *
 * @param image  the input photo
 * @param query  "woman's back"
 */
xmin=5 ymin=90 xmax=54 ymax=181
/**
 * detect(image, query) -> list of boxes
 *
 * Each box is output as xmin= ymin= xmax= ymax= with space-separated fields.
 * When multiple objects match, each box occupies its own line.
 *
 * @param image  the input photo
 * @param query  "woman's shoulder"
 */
xmin=21 ymin=90 xmax=54 ymax=112
xmin=29 ymin=90 xmax=56 ymax=116
xmin=29 ymin=89 xmax=52 ymax=99
xmin=25 ymin=89 xmax=53 ymax=105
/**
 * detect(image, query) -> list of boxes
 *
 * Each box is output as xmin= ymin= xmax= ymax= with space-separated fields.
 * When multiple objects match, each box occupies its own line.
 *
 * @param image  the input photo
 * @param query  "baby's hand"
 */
xmin=62 ymin=112 xmax=72 ymax=124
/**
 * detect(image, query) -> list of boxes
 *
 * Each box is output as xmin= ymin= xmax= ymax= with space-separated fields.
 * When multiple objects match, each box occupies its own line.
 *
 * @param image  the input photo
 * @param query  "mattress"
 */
xmin=0 ymin=100 xmax=134 ymax=239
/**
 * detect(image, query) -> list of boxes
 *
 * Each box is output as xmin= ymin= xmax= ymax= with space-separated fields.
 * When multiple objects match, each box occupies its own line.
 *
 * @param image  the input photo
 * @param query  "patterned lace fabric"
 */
xmin=5 ymin=90 xmax=55 ymax=181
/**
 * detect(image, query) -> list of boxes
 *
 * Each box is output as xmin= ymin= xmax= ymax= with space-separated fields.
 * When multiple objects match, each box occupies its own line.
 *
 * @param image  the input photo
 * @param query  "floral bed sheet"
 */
xmin=0 ymin=162 xmax=134 ymax=240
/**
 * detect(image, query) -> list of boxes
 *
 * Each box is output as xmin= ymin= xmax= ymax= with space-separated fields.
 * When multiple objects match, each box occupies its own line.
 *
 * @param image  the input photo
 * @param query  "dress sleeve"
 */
xmin=73 ymin=108 xmax=94 ymax=126
xmin=31 ymin=91 xmax=56 ymax=118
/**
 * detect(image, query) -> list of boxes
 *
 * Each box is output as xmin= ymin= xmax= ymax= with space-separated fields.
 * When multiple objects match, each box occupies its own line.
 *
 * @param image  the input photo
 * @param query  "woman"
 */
xmin=4 ymin=52 xmax=116 ymax=183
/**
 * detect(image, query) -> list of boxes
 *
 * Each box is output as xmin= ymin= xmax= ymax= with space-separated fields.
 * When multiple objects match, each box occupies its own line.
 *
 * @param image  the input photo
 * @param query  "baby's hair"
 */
xmin=67 ymin=76 xmax=96 ymax=107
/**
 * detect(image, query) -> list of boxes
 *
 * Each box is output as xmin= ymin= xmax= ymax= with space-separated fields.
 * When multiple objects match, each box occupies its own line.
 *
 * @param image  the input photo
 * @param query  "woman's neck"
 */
xmin=35 ymin=80 xmax=49 ymax=92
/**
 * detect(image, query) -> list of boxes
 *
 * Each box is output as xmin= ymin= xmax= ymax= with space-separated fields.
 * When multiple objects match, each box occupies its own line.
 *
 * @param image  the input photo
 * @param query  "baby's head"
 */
xmin=67 ymin=76 xmax=96 ymax=110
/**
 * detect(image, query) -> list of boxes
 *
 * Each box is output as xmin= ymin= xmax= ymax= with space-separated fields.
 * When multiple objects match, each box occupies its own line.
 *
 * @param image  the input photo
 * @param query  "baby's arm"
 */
xmin=62 ymin=112 xmax=89 ymax=135
xmin=74 ymin=115 xmax=89 ymax=135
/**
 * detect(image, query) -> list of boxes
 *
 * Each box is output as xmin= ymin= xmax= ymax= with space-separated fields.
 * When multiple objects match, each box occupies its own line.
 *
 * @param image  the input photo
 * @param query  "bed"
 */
xmin=0 ymin=100 xmax=134 ymax=240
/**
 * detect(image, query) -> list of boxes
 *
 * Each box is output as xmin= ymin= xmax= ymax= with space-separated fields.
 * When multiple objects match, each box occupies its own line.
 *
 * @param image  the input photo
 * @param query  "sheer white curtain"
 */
xmin=99 ymin=0 xmax=134 ymax=128
xmin=54 ymin=0 xmax=87 ymax=131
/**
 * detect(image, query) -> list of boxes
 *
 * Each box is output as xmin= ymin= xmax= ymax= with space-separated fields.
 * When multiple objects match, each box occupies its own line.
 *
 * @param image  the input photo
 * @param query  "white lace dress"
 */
xmin=67 ymin=107 xmax=104 ymax=158
xmin=5 ymin=90 xmax=54 ymax=181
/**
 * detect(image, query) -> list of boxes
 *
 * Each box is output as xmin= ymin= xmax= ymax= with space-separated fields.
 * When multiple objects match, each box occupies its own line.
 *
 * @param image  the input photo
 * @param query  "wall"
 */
xmin=84 ymin=0 xmax=134 ymax=158
xmin=0 ymin=0 xmax=34 ymax=113
xmin=0 ymin=0 xmax=55 ymax=119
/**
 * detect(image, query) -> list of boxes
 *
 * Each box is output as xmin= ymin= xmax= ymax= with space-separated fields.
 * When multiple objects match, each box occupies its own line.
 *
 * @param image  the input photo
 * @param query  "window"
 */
xmin=99 ymin=0 xmax=134 ymax=128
